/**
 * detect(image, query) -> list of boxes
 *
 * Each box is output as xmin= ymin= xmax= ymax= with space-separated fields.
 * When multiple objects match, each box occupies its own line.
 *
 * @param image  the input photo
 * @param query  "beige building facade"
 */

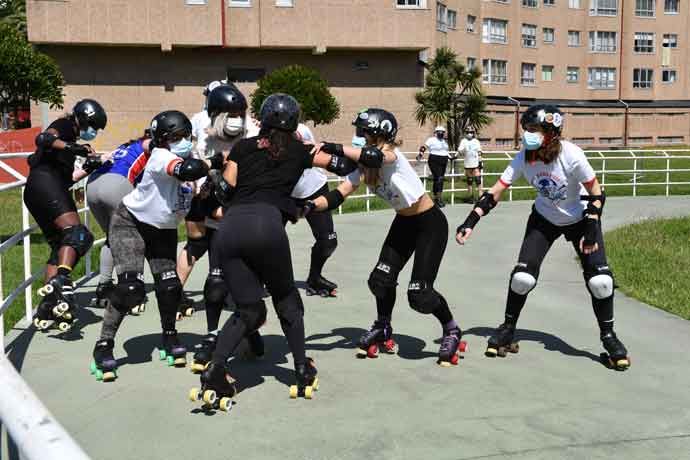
xmin=26 ymin=0 xmax=690 ymax=151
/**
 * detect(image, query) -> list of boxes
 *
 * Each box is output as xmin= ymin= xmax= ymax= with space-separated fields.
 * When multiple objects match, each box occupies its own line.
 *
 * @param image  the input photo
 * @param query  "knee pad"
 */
xmin=184 ymin=236 xmax=209 ymax=263
xmin=368 ymin=257 xmax=401 ymax=299
xmin=407 ymin=280 xmax=442 ymax=314
xmin=473 ymin=176 xmax=481 ymax=186
xmin=585 ymin=267 xmax=614 ymax=299
xmin=313 ymin=232 xmax=338 ymax=259
xmin=153 ymin=270 xmax=183 ymax=309
xmin=235 ymin=301 xmax=267 ymax=332
xmin=203 ymin=270 xmax=227 ymax=305
xmin=112 ymin=272 xmax=145 ymax=313
xmin=510 ymin=264 xmax=537 ymax=295
xmin=61 ymin=224 xmax=94 ymax=257
xmin=273 ymin=289 xmax=304 ymax=327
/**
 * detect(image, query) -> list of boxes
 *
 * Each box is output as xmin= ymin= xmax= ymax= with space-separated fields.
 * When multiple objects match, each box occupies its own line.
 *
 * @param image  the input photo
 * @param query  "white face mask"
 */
xmin=224 ymin=117 xmax=245 ymax=137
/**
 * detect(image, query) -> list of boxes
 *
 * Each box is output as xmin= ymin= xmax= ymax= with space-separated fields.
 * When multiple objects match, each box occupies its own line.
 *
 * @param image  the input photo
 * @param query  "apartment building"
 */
xmin=26 ymin=0 xmax=690 ymax=150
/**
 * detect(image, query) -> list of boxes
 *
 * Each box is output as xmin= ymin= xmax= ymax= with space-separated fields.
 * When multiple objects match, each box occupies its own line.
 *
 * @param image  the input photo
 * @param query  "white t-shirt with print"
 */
xmin=292 ymin=124 xmax=328 ymax=199
xmin=424 ymin=136 xmax=449 ymax=158
xmin=346 ymin=148 xmax=425 ymax=211
xmin=123 ymin=147 xmax=194 ymax=229
xmin=499 ymin=140 xmax=596 ymax=226
xmin=459 ymin=138 xmax=482 ymax=168
xmin=191 ymin=111 xmax=211 ymax=158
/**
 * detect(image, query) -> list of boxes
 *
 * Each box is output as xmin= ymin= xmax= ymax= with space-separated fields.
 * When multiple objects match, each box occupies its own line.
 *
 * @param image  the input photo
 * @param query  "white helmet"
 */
xmin=434 ymin=125 xmax=446 ymax=133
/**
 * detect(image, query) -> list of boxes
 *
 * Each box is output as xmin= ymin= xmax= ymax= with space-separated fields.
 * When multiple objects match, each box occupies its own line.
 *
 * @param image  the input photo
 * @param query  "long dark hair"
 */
xmin=258 ymin=127 xmax=293 ymax=160
xmin=121 ymin=129 xmax=152 ymax=150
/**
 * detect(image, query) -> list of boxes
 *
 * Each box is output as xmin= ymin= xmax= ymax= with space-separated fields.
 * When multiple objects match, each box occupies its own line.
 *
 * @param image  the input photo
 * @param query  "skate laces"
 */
xmin=440 ymin=332 xmax=458 ymax=351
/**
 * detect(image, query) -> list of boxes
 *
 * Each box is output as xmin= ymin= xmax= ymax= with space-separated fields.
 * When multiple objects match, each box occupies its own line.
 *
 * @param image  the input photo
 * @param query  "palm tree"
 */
xmin=0 ymin=0 xmax=26 ymax=36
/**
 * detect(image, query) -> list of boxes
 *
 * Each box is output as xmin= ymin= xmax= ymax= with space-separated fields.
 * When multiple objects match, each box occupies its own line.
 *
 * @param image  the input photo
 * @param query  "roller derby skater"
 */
xmin=189 ymin=361 xmax=236 ymax=412
xmin=90 ymin=339 xmax=118 ymax=382
xmin=417 ymin=126 xmax=450 ymax=208
xmin=307 ymin=108 xmax=464 ymax=368
xmin=456 ymin=104 xmax=630 ymax=371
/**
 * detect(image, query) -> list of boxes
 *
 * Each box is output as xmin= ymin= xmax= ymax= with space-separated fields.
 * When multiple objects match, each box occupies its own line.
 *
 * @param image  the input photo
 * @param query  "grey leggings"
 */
xmin=86 ymin=173 xmax=133 ymax=284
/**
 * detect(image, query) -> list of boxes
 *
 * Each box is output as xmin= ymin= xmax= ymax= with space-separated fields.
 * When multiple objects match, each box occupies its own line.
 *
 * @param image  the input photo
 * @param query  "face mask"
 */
xmin=352 ymin=136 xmax=366 ymax=148
xmin=522 ymin=131 xmax=544 ymax=151
xmin=436 ymin=132 xmax=444 ymax=140
xmin=80 ymin=126 xmax=97 ymax=141
xmin=169 ymin=138 xmax=193 ymax=158
xmin=466 ymin=133 xmax=474 ymax=139
xmin=224 ymin=117 xmax=245 ymax=137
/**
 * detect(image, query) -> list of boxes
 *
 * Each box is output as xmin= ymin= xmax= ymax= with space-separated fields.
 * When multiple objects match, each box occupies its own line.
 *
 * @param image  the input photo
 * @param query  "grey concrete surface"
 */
xmin=5 ymin=196 xmax=690 ymax=460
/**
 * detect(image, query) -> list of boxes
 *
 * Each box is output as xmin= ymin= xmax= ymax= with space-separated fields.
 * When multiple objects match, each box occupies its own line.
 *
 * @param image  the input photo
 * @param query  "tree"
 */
xmin=414 ymin=47 xmax=492 ymax=149
xmin=0 ymin=24 xmax=65 ymax=121
xmin=250 ymin=65 xmax=340 ymax=126
xmin=0 ymin=0 xmax=26 ymax=36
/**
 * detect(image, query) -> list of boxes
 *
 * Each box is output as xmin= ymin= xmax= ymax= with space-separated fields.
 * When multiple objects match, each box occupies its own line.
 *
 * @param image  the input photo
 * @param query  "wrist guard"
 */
xmin=324 ymin=189 xmax=345 ymax=211
xmin=457 ymin=210 xmax=481 ymax=237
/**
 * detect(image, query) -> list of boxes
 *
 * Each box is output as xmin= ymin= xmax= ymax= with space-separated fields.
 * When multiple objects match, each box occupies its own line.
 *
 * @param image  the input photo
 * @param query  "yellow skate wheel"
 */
xmin=174 ymin=357 xmax=187 ymax=367
xmin=289 ymin=385 xmax=298 ymax=399
xmin=189 ymin=388 xmax=201 ymax=402
xmin=485 ymin=347 xmax=498 ymax=357
xmin=312 ymin=377 xmax=319 ymax=391
xmin=184 ymin=308 xmax=194 ymax=317
xmin=355 ymin=348 xmax=368 ymax=358
xmin=219 ymin=397 xmax=232 ymax=412
xmin=615 ymin=358 xmax=630 ymax=370
xmin=304 ymin=386 xmax=313 ymax=399
xmin=202 ymin=390 xmax=217 ymax=404
xmin=438 ymin=360 xmax=452 ymax=368
xmin=190 ymin=362 xmax=205 ymax=374
xmin=57 ymin=322 xmax=71 ymax=332
xmin=62 ymin=312 xmax=73 ymax=321
xmin=102 ymin=371 xmax=116 ymax=382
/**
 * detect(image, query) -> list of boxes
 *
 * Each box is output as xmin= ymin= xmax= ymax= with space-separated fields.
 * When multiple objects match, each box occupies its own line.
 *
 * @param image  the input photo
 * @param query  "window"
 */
xmin=523 ymin=0 xmax=538 ymax=6
xmin=229 ymin=0 xmax=251 ymax=6
xmin=275 ymin=0 xmax=293 ymax=5
xmin=544 ymin=0 xmax=555 ymax=5
xmin=634 ymin=32 xmax=654 ymax=53
xmin=466 ymin=15 xmax=476 ymax=32
xmin=572 ymin=137 xmax=594 ymax=144
xmin=662 ymin=69 xmax=677 ymax=82
xmin=567 ymin=66 xmax=579 ymax=82
xmin=657 ymin=136 xmax=684 ymax=144
xmin=663 ymin=34 xmax=678 ymax=48
xmin=542 ymin=65 xmax=554 ymax=81
xmin=396 ymin=0 xmax=426 ymax=7
xmin=354 ymin=61 xmax=369 ymax=71
xmin=630 ymin=136 xmax=653 ymax=144
xmin=522 ymin=24 xmax=537 ymax=47
xmin=482 ymin=59 xmax=508 ymax=84
xmin=226 ymin=68 xmax=266 ymax=82
xmin=543 ymin=27 xmax=555 ymax=43
xmin=568 ymin=30 xmax=581 ymax=46
xmin=664 ymin=0 xmax=679 ymax=13
xmin=589 ymin=0 xmax=617 ymax=15
xmin=600 ymin=137 xmax=623 ymax=145
xmin=482 ymin=19 xmax=508 ymax=44
xmin=589 ymin=31 xmax=617 ymax=52
xmin=436 ymin=3 xmax=448 ymax=32
xmin=496 ymin=138 xmax=514 ymax=147
xmin=569 ymin=0 xmax=581 ymax=7
xmin=447 ymin=10 xmax=457 ymax=29
xmin=185 ymin=0 xmax=208 ymax=4
xmin=635 ymin=0 xmax=654 ymax=16
xmin=633 ymin=68 xmax=654 ymax=88
xmin=467 ymin=57 xmax=476 ymax=69
xmin=521 ymin=63 xmax=537 ymax=85
xmin=588 ymin=67 xmax=616 ymax=89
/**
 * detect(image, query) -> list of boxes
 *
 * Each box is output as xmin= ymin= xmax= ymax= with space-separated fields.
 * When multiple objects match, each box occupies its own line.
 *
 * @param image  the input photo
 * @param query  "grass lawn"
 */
xmin=606 ymin=216 xmax=690 ymax=320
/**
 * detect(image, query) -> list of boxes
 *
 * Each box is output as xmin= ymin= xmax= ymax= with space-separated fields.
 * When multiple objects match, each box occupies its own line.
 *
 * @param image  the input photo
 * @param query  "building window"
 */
xmin=589 ymin=31 xmax=617 ymax=52
xmin=229 ymin=0 xmax=251 ymax=7
xmin=396 ymin=0 xmax=426 ymax=7
xmin=588 ymin=67 xmax=616 ymax=89
xmin=662 ymin=69 xmax=677 ymax=82
xmin=354 ymin=61 xmax=369 ymax=71
xmin=226 ymin=68 xmax=266 ymax=82
xmin=658 ymin=136 xmax=684 ymax=144
xmin=664 ymin=0 xmax=679 ymax=13
xmin=633 ymin=68 xmax=654 ymax=88
xmin=482 ymin=19 xmax=508 ymax=44
xmin=543 ymin=27 xmax=555 ymax=43
xmin=521 ymin=63 xmax=537 ymax=85
xmin=568 ymin=30 xmax=581 ymax=46
xmin=523 ymin=0 xmax=538 ymax=6
xmin=275 ymin=0 xmax=293 ymax=6
xmin=663 ymin=34 xmax=678 ymax=48
xmin=496 ymin=138 xmax=514 ymax=147
xmin=185 ymin=0 xmax=208 ymax=5
xmin=569 ymin=0 xmax=581 ymax=7
xmin=635 ymin=0 xmax=655 ymax=16
xmin=436 ymin=3 xmax=448 ymax=32
xmin=567 ymin=66 xmax=579 ymax=82
xmin=630 ymin=136 xmax=653 ymax=144
xmin=467 ymin=57 xmax=476 ymax=69
xmin=522 ymin=24 xmax=537 ymax=47
xmin=542 ymin=65 xmax=554 ymax=81
xmin=589 ymin=0 xmax=617 ymax=15
xmin=634 ymin=32 xmax=654 ymax=53
xmin=600 ymin=137 xmax=623 ymax=145
xmin=544 ymin=0 xmax=555 ymax=5
xmin=447 ymin=10 xmax=457 ymax=29
xmin=466 ymin=15 xmax=476 ymax=32
xmin=482 ymin=59 xmax=508 ymax=84
xmin=572 ymin=137 xmax=594 ymax=144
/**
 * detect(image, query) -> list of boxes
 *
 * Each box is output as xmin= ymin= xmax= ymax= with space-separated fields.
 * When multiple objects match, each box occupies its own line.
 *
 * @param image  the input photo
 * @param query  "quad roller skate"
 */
xmin=191 ymin=334 xmax=217 ymax=374
xmin=91 ymin=281 xmax=114 ymax=308
xmin=90 ymin=339 xmax=118 ymax=382
xmin=189 ymin=361 xmax=236 ymax=412
xmin=176 ymin=294 xmax=194 ymax=320
xmin=356 ymin=320 xmax=398 ymax=359
xmin=289 ymin=358 xmax=319 ymax=399
xmin=600 ymin=331 xmax=631 ymax=371
xmin=158 ymin=329 xmax=187 ymax=367
xmin=34 ymin=274 xmax=76 ymax=332
xmin=486 ymin=322 xmax=519 ymax=358
xmin=305 ymin=275 xmax=337 ymax=298
xmin=437 ymin=327 xmax=468 ymax=367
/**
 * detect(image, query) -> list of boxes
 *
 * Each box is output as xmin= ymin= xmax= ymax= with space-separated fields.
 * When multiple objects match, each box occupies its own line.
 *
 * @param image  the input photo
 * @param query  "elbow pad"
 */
xmin=35 ymin=132 xmax=58 ymax=149
xmin=476 ymin=191 xmax=497 ymax=215
xmin=173 ymin=158 xmax=209 ymax=181
xmin=320 ymin=142 xmax=344 ymax=157
xmin=359 ymin=146 xmax=384 ymax=168
xmin=326 ymin=155 xmax=358 ymax=176
xmin=325 ymin=189 xmax=345 ymax=211
xmin=581 ymin=191 xmax=606 ymax=218
xmin=209 ymin=152 xmax=224 ymax=171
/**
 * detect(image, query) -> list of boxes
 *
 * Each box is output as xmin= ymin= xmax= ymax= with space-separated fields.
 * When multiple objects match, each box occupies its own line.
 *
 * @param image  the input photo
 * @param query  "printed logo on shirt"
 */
xmin=532 ymin=173 xmax=567 ymax=203
xmin=175 ymin=183 xmax=194 ymax=218
xmin=375 ymin=183 xmax=400 ymax=206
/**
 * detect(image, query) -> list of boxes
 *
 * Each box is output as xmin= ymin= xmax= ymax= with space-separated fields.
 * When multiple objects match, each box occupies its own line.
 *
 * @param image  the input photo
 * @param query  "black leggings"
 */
xmin=295 ymin=183 xmax=337 ymax=280
xmin=505 ymin=208 xmax=615 ymax=332
xmin=369 ymin=205 xmax=454 ymax=326
xmin=428 ymin=155 xmax=448 ymax=195
xmin=203 ymin=227 xmax=225 ymax=332
xmin=212 ymin=203 xmax=307 ymax=367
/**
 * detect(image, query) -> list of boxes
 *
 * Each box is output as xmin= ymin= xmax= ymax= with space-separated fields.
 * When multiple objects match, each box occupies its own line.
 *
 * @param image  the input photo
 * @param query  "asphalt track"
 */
xmin=5 ymin=196 xmax=690 ymax=460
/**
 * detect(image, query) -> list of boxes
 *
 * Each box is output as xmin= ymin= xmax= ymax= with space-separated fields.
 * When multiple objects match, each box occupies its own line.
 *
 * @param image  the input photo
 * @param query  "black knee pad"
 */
xmin=584 ymin=265 xmax=615 ymax=300
xmin=184 ymin=235 xmax=209 ymax=263
xmin=407 ymin=280 xmax=442 ymax=314
xmin=203 ymin=270 xmax=227 ymax=305
xmin=313 ymin=232 xmax=338 ymax=259
xmin=153 ymin=270 xmax=183 ymax=310
xmin=273 ymin=289 xmax=304 ymax=327
xmin=368 ymin=248 xmax=403 ymax=299
xmin=473 ymin=176 xmax=481 ymax=186
xmin=111 ymin=271 xmax=146 ymax=313
xmin=235 ymin=301 xmax=267 ymax=332
xmin=61 ymin=224 xmax=94 ymax=257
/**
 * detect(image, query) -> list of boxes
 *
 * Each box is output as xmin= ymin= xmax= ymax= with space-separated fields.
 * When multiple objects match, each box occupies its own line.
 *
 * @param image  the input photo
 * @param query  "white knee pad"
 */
xmin=588 ymin=274 xmax=613 ymax=299
xmin=510 ymin=271 xmax=537 ymax=295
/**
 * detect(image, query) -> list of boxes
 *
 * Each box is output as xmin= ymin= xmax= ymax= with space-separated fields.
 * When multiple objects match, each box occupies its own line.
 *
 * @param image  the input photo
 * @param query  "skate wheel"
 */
xmin=367 ymin=344 xmax=378 ymax=359
xmin=95 ymin=369 xmax=104 ymax=381
xmin=189 ymin=388 xmax=201 ymax=402
xmin=304 ymin=386 xmax=313 ymax=399
xmin=202 ymin=390 xmax=217 ymax=404
xmin=289 ymin=385 xmax=298 ymax=399
xmin=312 ymin=377 xmax=319 ymax=391
xmin=438 ymin=360 xmax=452 ymax=368
xmin=159 ymin=350 xmax=167 ymax=361
xmin=89 ymin=361 xmax=97 ymax=375
xmin=102 ymin=371 xmax=116 ymax=382
xmin=509 ymin=343 xmax=520 ymax=353
xmin=175 ymin=312 xmax=183 ymax=321
xmin=382 ymin=339 xmax=398 ymax=354
xmin=57 ymin=322 xmax=71 ymax=332
xmin=174 ymin=357 xmax=187 ymax=367
xmin=139 ymin=304 xmax=146 ymax=313
xmin=190 ymin=362 xmax=206 ymax=374
xmin=458 ymin=341 xmax=468 ymax=353
xmin=485 ymin=347 xmax=498 ymax=358
xmin=62 ymin=312 xmax=73 ymax=321
xmin=355 ymin=348 xmax=368 ymax=359
xmin=450 ymin=353 xmax=459 ymax=365
xmin=218 ymin=397 xmax=232 ymax=412
xmin=184 ymin=308 xmax=194 ymax=317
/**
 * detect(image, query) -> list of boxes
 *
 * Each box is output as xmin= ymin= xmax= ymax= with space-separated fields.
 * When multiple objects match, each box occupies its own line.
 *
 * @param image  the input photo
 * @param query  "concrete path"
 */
xmin=5 ymin=196 xmax=690 ymax=460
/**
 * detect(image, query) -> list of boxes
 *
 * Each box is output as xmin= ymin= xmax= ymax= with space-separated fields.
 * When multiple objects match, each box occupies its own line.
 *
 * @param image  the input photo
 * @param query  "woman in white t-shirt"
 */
xmin=417 ymin=126 xmax=450 ymax=208
xmin=90 ymin=110 xmax=209 ymax=382
xmin=306 ymin=109 xmax=466 ymax=367
xmin=455 ymin=104 xmax=630 ymax=371
xmin=458 ymin=128 xmax=483 ymax=202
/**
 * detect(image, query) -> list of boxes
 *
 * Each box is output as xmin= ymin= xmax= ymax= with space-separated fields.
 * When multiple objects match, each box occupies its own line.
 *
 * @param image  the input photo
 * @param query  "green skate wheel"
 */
xmin=90 ymin=362 xmax=97 ymax=375
xmin=95 ymin=369 xmax=104 ymax=381
xmin=167 ymin=355 xmax=174 ymax=366
xmin=159 ymin=350 xmax=166 ymax=360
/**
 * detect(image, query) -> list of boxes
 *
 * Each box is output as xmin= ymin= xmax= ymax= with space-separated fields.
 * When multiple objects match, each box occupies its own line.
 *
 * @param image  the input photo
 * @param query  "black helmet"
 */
xmin=259 ymin=93 xmax=300 ymax=132
xmin=520 ymin=104 xmax=564 ymax=135
xmin=206 ymin=84 xmax=248 ymax=119
xmin=73 ymin=99 xmax=107 ymax=130
xmin=352 ymin=108 xmax=398 ymax=141
xmin=149 ymin=110 xmax=192 ymax=145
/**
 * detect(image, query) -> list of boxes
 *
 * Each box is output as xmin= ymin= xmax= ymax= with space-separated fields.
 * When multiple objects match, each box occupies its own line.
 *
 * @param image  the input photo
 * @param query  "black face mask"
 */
xmin=436 ymin=133 xmax=444 ymax=140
